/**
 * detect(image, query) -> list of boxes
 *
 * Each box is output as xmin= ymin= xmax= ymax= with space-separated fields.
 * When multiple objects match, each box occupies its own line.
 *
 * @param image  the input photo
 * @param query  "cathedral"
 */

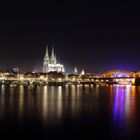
xmin=43 ymin=46 xmax=65 ymax=73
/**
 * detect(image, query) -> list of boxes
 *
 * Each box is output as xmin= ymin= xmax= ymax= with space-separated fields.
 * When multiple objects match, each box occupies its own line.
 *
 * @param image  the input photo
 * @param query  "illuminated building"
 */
xmin=74 ymin=67 xmax=78 ymax=74
xmin=80 ymin=69 xmax=85 ymax=75
xmin=43 ymin=46 xmax=65 ymax=73
xmin=12 ymin=67 xmax=19 ymax=73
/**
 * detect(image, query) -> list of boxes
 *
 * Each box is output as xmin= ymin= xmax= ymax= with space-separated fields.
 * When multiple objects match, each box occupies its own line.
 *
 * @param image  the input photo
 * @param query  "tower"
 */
xmin=50 ymin=47 xmax=56 ymax=64
xmin=74 ymin=67 xmax=78 ymax=74
xmin=54 ymin=54 xmax=57 ymax=64
xmin=80 ymin=68 xmax=85 ymax=75
xmin=43 ymin=46 xmax=50 ymax=72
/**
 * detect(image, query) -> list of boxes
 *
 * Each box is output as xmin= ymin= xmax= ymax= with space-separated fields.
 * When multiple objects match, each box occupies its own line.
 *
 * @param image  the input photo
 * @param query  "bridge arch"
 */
xmin=100 ymin=70 xmax=135 ymax=78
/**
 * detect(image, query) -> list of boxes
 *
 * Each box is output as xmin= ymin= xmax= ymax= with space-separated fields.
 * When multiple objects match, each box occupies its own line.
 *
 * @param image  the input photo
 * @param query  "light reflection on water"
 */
xmin=112 ymin=85 xmax=136 ymax=124
xmin=42 ymin=86 xmax=48 ymax=121
xmin=57 ymin=86 xmax=62 ymax=119
xmin=111 ymin=85 xmax=137 ymax=139
xmin=0 ymin=85 xmax=99 ymax=122
xmin=0 ymin=84 xmax=139 ymax=139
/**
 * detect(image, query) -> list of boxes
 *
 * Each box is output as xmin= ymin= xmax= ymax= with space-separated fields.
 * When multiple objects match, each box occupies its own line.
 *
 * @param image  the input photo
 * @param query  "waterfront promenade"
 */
xmin=0 ymin=69 xmax=140 ymax=86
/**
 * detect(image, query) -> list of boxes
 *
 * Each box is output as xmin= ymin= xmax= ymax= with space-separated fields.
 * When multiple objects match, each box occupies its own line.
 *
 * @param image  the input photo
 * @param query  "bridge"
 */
xmin=98 ymin=70 xmax=136 ymax=85
xmin=100 ymin=70 xmax=135 ymax=78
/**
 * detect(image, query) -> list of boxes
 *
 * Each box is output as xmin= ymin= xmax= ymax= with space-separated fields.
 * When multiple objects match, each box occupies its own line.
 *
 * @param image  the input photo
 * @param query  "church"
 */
xmin=43 ymin=46 xmax=65 ymax=73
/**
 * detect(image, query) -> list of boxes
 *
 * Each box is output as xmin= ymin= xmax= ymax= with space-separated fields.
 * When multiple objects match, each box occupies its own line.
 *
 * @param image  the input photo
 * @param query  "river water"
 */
xmin=0 ymin=84 xmax=140 ymax=140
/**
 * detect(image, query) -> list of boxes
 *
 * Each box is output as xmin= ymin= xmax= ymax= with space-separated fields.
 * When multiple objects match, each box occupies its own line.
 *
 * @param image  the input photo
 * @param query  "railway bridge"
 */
xmin=99 ymin=70 xmax=136 ymax=85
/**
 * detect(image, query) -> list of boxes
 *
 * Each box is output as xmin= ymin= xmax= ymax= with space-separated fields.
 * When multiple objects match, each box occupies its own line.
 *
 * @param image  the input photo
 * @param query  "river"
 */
xmin=0 ymin=84 xmax=139 ymax=140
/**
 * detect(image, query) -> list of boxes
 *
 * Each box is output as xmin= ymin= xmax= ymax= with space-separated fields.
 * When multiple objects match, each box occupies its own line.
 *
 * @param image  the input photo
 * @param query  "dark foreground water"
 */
xmin=0 ymin=84 xmax=140 ymax=140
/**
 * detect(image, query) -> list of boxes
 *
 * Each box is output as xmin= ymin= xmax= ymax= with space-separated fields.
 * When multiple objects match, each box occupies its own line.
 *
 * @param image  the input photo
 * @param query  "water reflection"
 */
xmin=18 ymin=85 xmax=24 ymax=121
xmin=0 ymin=85 xmax=137 ymax=124
xmin=57 ymin=86 xmax=62 ymax=119
xmin=0 ymin=84 xmax=139 ymax=139
xmin=112 ymin=85 xmax=137 ymax=139
xmin=71 ymin=85 xmax=77 ymax=116
xmin=113 ymin=85 xmax=128 ymax=127
xmin=0 ymin=85 xmax=6 ymax=119
xmin=42 ymin=86 xmax=48 ymax=121
xmin=113 ymin=85 xmax=136 ymax=123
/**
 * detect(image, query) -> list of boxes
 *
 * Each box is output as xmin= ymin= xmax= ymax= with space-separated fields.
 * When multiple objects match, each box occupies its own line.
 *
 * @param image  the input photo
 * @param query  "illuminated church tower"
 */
xmin=50 ymin=47 xmax=56 ymax=64
xmin=43 ymin=46 xmax=65 ymax=73
xmin=43 ymin=46 xmax=50 ymax=72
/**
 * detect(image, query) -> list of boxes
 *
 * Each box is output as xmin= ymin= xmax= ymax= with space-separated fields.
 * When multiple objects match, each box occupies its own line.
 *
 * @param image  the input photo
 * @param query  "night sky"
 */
xmin=0 ymin=1 xmax=140 ymax=73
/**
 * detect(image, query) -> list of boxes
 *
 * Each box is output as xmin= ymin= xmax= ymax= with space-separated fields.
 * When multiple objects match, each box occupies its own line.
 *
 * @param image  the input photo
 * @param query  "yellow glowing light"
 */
xmin=132 ymin=78 xmax=135 ymax=85
xmin=58 ymin=78 xmax=62 ymax=82
xmin=40 ymin=76 xmax=44 ymax=79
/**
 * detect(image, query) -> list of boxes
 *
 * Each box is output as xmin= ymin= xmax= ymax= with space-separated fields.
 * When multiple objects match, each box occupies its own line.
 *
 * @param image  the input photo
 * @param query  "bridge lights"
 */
xmin=132 ymin=78 xmax=135 ymax=85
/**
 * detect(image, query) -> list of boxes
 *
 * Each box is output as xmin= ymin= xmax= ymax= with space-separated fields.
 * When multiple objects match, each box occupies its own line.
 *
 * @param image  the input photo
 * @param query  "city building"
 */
xmin=43 ymin=46 xmax=65 ymax=73
xmin=74 ymin=67 xmax=78 ymax=74
xmin=80 ymin=68 xmax=85 ymax=75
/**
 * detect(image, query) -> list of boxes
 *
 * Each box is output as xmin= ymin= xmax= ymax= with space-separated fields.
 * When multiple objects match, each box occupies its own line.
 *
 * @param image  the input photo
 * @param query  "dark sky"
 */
xmin=0 ymin=0 xmax=140 ymax=73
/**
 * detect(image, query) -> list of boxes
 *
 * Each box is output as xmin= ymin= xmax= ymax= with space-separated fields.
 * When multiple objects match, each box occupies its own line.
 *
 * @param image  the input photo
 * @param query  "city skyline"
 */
xmin=1 ymin=44 xmax=140 ymax=73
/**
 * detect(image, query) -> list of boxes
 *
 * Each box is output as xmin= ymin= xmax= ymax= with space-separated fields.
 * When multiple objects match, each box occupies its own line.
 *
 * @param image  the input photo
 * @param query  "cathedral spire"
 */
xmin=50 ymin=46 xmax=55 ymax=64
xmin=43 ymin=46 xmax=50 ymax=72
xmin=45 ymin=46 xmax=49 ymax=58
xmin=54 ymin=54 xmax=57 ymax=64
xmin=51 ymin=46 xmax=55 ymax=58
